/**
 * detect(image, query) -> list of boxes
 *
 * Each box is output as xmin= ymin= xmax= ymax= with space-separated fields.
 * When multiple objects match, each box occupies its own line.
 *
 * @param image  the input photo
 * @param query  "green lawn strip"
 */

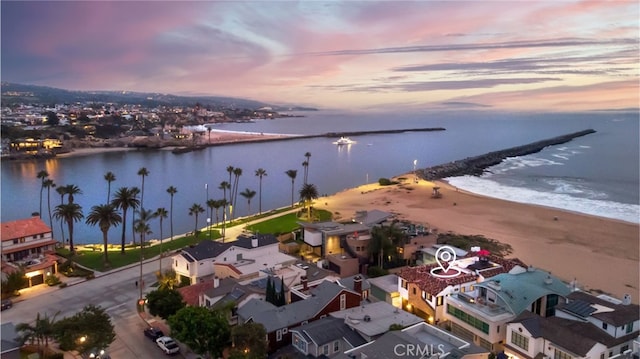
xmin=57 ymin=230 xmax=221 ymax=272
xmin=247 ymin=209 xmax=332 ymax=234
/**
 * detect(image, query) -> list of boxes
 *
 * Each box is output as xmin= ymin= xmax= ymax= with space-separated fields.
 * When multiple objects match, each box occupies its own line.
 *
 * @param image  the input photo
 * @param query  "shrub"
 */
xmin=45 ymin=274 xmax=62 ymax=286
xmin=378 ymin=178 xmax=393 ymax=186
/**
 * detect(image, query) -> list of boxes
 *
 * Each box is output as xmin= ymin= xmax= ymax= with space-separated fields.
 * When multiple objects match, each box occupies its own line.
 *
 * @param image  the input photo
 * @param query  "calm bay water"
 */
xmin=2 ymin=110 xmax=638 ymax=244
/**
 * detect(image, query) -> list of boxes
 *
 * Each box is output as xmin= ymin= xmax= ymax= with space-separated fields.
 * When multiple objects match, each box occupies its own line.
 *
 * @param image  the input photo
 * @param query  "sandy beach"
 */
xmin=315 ymin=176 xmax=639 ymax=303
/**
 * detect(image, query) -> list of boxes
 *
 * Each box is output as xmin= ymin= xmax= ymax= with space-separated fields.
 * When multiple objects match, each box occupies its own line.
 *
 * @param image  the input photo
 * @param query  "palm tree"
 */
xmin=53 ymin=203 xmax=83 ymax=254
xmin=231 ymin=167 xmax=243 ymax=221
xmin=61 ymin=184 xmax=82 ymax=204
xmin=111 ymin=187 xmax=140 ymax=253
xmin=206 ymin=199 xmax=216 ymax=230
xmin=219 ymin=181 xmax=230 ymax=237
xmin=166 ymin=186 xmax=177 ymax=242
xmin=55 ymin=186 xmax=67 ymax=242
xmin=304 ymin=152 xmax=311 ymax=184
xmin=134 ymin=209 xmax=154 ymax=299
xmin=43 ymin=179 xmax=55 ymax=228
xmin=369 ymin=225 xmax=398 ymax=268
xmin=16 ymin=311 xmax=59 ymax=358
xmin=285 ymin=170 xmax=297 ymax=208
xmin=212 ymin=199 xmax=224 ymax=225
xmin=255 ymin=168 xmax=267 ymax=214
xmin=137 ymin=167 xmax=149 ymax=208
xmin=301 ymin=161 xmax=308 ymax=185
xmin=240 ymin=188 xmax=257 ymax=216
xmin=130 ymin=187 xmax=141 ymax=246
xmin=155 ymin=207 xmax=168 ymax=273
xmin=299 ymin=183 xmax=319 ymax=221
xmin=188 ymin=203 xmax=205 ymax=234
xmin=86 ymin=204 xmax=122 ymax=267
xmin=104 ymin=171 xmax=116 ymax=204
xmin=226 ymin=165 xmax=235 ymax=198
xmin=36 ymin=170 xmax=49 ymax=217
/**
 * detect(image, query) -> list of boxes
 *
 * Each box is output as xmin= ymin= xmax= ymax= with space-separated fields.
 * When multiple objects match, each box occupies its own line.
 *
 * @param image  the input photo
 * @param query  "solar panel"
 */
xmin=564 ymin=299 xmax=596 ymax=317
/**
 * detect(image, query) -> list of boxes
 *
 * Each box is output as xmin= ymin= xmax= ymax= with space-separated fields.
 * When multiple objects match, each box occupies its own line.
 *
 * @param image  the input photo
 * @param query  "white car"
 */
xmin=156 ymin=336 xmax=180 ymax=355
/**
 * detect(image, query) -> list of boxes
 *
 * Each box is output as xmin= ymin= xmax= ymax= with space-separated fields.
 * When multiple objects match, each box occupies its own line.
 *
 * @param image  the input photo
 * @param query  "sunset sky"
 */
xmin=1 ymin=1 xmax=638 ymax=111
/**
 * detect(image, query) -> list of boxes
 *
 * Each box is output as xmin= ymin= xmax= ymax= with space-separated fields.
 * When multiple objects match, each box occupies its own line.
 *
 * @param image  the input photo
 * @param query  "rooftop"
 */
xmin=290 ymin=316 xmax=367 ymax=348
xmin=559 ymin=291 xmax=639 ymax=326
xmin=1 ymin=216 xmax=51 ymax=241
xmin=368 ymin=273 xmax=400 ymax=294
xmin=330 ymin=301 xmax=424 ymax=338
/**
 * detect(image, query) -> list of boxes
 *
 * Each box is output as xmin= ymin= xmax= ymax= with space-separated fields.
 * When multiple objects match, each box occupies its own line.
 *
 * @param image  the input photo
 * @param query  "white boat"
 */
xmin=334 ymin=137 xmax=355 ymax=145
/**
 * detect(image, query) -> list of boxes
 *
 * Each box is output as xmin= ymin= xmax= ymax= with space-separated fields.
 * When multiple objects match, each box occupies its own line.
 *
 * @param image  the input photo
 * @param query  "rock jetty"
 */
xmin=419 ymin=129 xmax=596 ymax=180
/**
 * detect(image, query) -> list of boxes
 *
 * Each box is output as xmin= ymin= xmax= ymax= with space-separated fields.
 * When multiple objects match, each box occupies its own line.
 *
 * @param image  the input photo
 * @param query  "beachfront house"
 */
xmin=445 ymin=266 xmax=572 ymax=352
xmin=289 ymin=316 xmax=368 ymax=357
xmin=237 ymin=280 xmax=363 ymax=353
xmin=397 ymin=249 xmax=526 ymax=324
xmin=504 ymin=291 xmax=639 ymax=359
xmin=1 ymin=216 xmax=59 ymax=287
xmin=368 ymin=273 xmax=402 ymax=307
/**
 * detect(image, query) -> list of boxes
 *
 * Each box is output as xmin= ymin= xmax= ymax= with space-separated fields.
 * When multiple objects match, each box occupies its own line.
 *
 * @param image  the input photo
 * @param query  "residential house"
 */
xmin=173 ymin=239 xmax=229 ymax=284
xmin=290 ymin=316 xmax=367 ymax=357
xmin=335 ymin=322 xmax=489 ymax=359
xmin=503 ymin=291 xmax=639 ymax=359
xmin=290 ymin=274 xmax=368 ymax=303
xmin=238 ymin=280 xmax=363 ymax=353
xmin=368 ymin=274 xmax=401 ymax=307
xmin=329 ymin=301 xmax=424 ymax=342
xmin=1 ymin=216 xmax=59 ymax=287
xmin=446 ymin=266 xmax=572 ymax=352
xmin=398 ymin=252 xmax=526 ymax=324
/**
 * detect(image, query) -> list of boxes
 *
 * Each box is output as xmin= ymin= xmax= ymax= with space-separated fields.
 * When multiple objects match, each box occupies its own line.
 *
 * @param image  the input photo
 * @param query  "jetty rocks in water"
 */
xmin=419 ymin=129 xmax=596 ymax=180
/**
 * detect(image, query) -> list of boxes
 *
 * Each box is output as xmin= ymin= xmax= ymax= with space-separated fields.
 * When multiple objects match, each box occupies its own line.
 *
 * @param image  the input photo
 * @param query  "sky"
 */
xmin=1 ymin=1 xmax=638 ymax=111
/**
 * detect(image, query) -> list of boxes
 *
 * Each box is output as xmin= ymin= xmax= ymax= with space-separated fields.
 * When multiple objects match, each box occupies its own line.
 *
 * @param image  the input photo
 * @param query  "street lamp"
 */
xmin=413 ymin=159 xmax=418 ymax=183
xmin=207 ymin=218 xmax=212 ymax=241
xmin=205 ymin=183 xmax=209 ymax=224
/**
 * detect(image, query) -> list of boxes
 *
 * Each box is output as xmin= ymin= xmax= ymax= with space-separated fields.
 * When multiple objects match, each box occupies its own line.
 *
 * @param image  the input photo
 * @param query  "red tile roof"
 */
xmin=399 ymin=256 xmax=526 ymax=296
xmin=178 ymin=280 xmax=217 ymax=306
xmin=1 ymin=217 xmax=52 ymax=242
xmin=214 ymin=263 xmax=243 ymax=275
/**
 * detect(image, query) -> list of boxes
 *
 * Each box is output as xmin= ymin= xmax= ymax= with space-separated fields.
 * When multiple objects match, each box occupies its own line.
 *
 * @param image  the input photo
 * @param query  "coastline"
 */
xmin=315 ymin=176 xmax=639 ymax=302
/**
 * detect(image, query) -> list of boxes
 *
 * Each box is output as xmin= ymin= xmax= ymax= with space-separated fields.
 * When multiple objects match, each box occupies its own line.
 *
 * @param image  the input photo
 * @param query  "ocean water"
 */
xmin=1 ymin=110 xmax=638 ymax=244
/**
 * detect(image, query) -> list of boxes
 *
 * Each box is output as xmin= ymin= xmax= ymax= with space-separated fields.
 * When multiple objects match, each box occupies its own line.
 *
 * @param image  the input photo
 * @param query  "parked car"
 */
xmin=88 ymin=348 xmax=110 ymax=358
xmin=1 ymin=299 xmax=12 ymax=311
xmin=156 ymin=336 xmax=180 ymax=355
xmin=143 ymin=326 xmax=164 ymax=341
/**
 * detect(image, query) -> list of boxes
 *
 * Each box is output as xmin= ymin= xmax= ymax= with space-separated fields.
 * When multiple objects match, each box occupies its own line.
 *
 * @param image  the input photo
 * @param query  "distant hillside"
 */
xmin=0 ymin=82 xmax=317 ymax=111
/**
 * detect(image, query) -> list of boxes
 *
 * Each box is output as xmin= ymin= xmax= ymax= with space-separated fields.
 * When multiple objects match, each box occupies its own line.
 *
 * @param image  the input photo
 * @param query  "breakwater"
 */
xmin=172 ymin=127 xmax=445 ymax=153
xmin=418 ymin=129 xmax=596 ymax=180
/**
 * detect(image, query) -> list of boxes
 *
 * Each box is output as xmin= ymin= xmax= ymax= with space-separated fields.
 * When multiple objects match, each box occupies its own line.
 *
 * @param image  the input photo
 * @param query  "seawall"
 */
xmin=418 ymin=129 xmax=596 ymax=180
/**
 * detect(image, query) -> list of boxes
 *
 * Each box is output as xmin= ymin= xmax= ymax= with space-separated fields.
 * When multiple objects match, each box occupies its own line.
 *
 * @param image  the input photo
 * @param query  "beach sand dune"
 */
xmin=316 ymin=176 xmax=639 ymax=302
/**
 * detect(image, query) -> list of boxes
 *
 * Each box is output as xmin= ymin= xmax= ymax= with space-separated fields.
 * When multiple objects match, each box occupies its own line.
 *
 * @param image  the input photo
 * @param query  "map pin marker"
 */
xmin=435 ymin=246 xmax=456 ymax=272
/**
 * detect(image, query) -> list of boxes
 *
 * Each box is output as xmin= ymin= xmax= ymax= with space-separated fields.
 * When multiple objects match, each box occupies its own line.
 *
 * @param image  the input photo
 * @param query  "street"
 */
xmin=1 ymin=256 xmax=189 ymax=359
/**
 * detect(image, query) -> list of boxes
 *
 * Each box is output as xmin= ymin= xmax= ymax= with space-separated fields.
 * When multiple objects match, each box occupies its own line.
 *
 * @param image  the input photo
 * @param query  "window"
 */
xmin=602 ymin=322 xmax=608 ymax=330
xmin=32 ymin=235 xmax=37 ymax=239
xmin=186 ymin=264 xmax=189 ymax=270
xmin=283 ymin=327 xmax=288 ymax=334
xmin=511 ymin=331 xmax=529 ymax=351
xmin=322 ymin=344 xmax=329 ymax=355
xmin=600 ymin=353 xmax=605 ymax=359
xmin=621 ymin=345 xmax=629 ymax=354
xmin=293 ymin=334 xmax=307 ymax=353
xmin=340 ymin=294 xmax=346 ymax=310
xmin=626 ymin=323 xmax=633 ymax=333
xmin=362 ymin=290 xmax=368 ymax=300
xmin=401 ymin=279 xmax=408 ymax=289
xmin=333 ymin=340 xmax=339 ymax=352
xmin=554 ymin=348 xmax=572 ymax=359
xmin=436 ymin=296 xmax=443 ymax=306
xmin=13 ymin=239 xmax=18 ymax=244
xmin=20 ymin=237 xmax=25 ymax=243
xmin=412 ymin=287 xmax=417 ymax=295
xmin=447 ymin=305 xmax=489 ymax=334
xmin=276 ymin=329 xmax=283 ymax=341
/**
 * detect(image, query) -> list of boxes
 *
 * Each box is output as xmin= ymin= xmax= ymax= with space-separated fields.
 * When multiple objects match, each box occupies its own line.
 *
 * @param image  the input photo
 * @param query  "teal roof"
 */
xmin=476 ymin=268 xmax=571 ymax=315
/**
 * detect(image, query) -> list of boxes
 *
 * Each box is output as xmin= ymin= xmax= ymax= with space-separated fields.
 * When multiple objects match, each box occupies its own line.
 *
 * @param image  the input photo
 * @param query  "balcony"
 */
xmin=450 ymin=292 xmax=513 ymax=320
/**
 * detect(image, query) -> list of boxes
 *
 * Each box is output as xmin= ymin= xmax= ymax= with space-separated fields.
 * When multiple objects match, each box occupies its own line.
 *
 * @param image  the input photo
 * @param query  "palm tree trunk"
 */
xmin=47 ymin=188 xmax=53 ymax=229
xmin=120 ymin=209 xmax=128 ymax=254
xmin=103 ymin=231 xmax=109 ymax=266
xmin=68 ymin=221 xmax=75 ymax=254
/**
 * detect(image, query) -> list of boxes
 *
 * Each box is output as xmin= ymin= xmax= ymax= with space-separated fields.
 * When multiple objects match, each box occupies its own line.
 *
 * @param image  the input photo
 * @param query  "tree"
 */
xmin=285 ymin=169 xmax=297 ymax=208
xmin=239 ymin=188 xmax=256 ymax=216
xmin=304 ymin=152 xmax=311 ymax=184
xmin=53 ymin=305 xmax=115 ymax=356
xmin=155 ymin=207 xmax=168 ymax=273
xmin=265 ymin=277 xmax=274 ymax=304
xmin=1 ymin=269 xmax=28 ymax=296
xmin=255 ymin=168 xmax=267 ymax=214
xmin=301 ymin=161 xmax=308 ymax=185
xmin=61 ymin=184 xmax=82 ymax=204
xmin=168 ymin=306 xmax=230 ymax=359
xmin=206 ymin=199 xmax=216 ymax=229
xmin=85 ymin=204 xmax=122 ymax=268
xmin=146 ymin=288 xmax=186 ymax=320
xmin=55 ymin=186 xmax=67 ymax=241
xmin=299 ymin=183 xmax=319 ymax=220
xmin=155 ymin=268 xmax=179 ymax=290
xmin=53 ymin=203 xmax=83 ymax=254
xmin=166 ymin=186 xmax=178 ymax=242
xmin=137 ymin=167 xmax=149 ymax=208
xmin=104 ymin=171 xmax=116 ymax=204
xmin=212 ymin=199 xmax=224 ymax=226
xmin=135 ymin=208 xmax=155 ymax=299
xmin=231 ymin=167 xmax=243 ymax=221
xmin=44 ymin=111 xmax=59 ymax=126
xmin=218 ymin=181 xmax=231 ymax=238
xmin=16 ymin=311 xmax=60 ymax=358
xmin=278 ymin=276 xmax=286 ymax=306
xmin=229 ymin=323 xmax=268 ymax=359
xmin=36 ymin=170 xmax=49 ymax=217
xmin=111 ymin=186 xmax=140 ymax=252
xmin=43 ymin=178 xmax=55 ymax=228
xmin=369 ymin=225 xmax=399 ymax=268
xmin=188 ymin=203 xmax=205 ymax=234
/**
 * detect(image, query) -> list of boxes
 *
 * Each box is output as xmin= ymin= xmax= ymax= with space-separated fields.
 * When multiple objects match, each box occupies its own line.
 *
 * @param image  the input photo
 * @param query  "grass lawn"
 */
xmin=57 ymin=230 xmax=221 ymax=272
xmin=247 ymin=209 xmax=332 ymax=234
